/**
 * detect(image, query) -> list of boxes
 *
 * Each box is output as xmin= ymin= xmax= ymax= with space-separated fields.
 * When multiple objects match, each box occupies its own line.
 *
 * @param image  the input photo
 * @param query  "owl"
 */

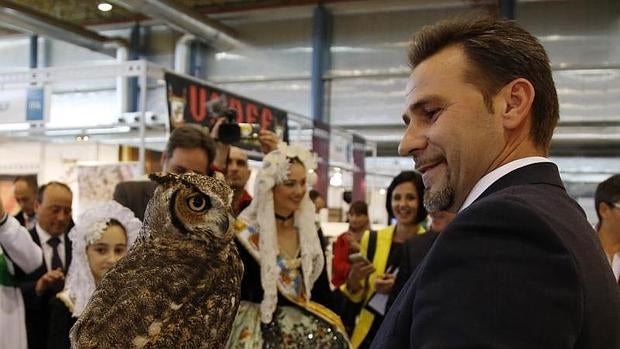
xmin=70 ymin=172 xmax=243 ymax=349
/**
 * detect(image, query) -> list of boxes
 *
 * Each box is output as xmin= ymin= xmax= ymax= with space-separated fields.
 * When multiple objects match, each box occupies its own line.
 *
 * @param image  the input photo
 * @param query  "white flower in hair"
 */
xmin=282 ymin=143 xmax=318 ymax=171
xmin=259 ymin=142 xmax=318 ymax=187
xmin=85 ymin=220 xmax=110 ymax=245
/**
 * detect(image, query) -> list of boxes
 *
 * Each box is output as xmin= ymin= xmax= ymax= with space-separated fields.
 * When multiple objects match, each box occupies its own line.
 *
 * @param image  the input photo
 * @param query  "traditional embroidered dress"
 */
xmin=225 ymin=143 xmax=351 ymax=348
xmin=228 ymin=220 xmax=350 ymax=349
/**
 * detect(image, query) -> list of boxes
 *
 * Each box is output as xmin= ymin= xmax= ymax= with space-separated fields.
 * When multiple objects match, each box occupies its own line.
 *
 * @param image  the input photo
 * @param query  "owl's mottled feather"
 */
xmin=70 ymin=172 xmax=243 ymax=349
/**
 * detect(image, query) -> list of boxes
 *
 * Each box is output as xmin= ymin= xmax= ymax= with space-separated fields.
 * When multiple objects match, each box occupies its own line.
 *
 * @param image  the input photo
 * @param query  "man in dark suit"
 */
xmin=388 ymin=210 xmax=455 ymax=309
xmin=14 ymin=181 xmax=73 ymax=349
xmin=13 ymin=175 xmax=38 ymax=230
xmin=372 ymin=17 xmax=620 ymax=348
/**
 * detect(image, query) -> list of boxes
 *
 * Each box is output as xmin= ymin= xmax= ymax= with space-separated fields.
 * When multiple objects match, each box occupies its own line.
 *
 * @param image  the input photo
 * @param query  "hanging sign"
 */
xmin=164 ymin=72 xmax=289 ymax=152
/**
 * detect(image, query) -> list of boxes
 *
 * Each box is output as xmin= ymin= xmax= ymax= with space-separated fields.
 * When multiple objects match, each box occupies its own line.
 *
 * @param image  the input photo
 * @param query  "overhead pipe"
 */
xmin=108 ymin=0 xmax=240 ymax=51
xmin=174 ymin=34 xmax=195 ymax=74
xmin=0 ymin=0 xmax=128 ymax=55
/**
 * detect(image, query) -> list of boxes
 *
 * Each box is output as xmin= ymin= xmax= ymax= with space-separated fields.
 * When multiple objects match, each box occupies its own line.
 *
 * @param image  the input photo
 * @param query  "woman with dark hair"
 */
xmin=340 ymin=171 xmax=427 ymax=348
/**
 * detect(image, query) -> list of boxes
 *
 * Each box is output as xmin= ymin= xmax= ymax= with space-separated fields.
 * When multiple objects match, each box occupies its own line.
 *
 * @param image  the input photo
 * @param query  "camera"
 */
xmin=217 ymin=109 xmax=242 ymax=144
xmin=207 ymin=96 xmax=241 ymax=144
xmin=238 ymin=122 xmax=261 ymax=140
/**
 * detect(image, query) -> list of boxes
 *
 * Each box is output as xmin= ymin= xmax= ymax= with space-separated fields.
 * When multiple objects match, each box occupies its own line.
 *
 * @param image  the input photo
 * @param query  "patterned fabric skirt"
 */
xmin=226 ymin=301 xmax=350 ymax=349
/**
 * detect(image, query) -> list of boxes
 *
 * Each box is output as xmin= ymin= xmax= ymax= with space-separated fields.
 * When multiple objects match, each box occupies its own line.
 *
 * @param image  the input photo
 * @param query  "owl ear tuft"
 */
xmin=149 ymin=172 xmax=178 ymax=184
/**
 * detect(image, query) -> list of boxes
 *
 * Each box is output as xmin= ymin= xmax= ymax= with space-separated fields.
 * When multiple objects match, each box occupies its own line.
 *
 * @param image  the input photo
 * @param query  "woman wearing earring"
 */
xmin=341 ymin=171 xmax=427 ymax=348
xmin=227 ymin=143 xmax=350 ymax=348
xmin=46 ymin=201 xmax=141 ymax=349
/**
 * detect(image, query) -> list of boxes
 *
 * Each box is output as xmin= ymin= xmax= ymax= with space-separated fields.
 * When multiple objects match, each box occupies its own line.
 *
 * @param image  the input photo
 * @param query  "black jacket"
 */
xmin=13 ymin=227 xmax=72 ymax=349
xmin=372 ymin=162 xmax=620 ymax=349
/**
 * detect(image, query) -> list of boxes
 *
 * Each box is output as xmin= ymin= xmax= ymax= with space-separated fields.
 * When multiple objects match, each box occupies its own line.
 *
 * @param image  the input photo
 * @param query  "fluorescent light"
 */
xmin=98 ymin=2 xmax=113 ymax=12
xmin=85 ymin=126 xmax=131 ymax=134
xmin=45 ymin=129 xmax=82 ymax=136
xmin=0 ymin=123 xmax=30 ymax=131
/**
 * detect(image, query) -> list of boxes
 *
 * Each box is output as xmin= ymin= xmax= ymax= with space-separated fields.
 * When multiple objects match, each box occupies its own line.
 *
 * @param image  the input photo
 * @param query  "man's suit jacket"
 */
xmin=372 ymin=162 xmax=620 ymax=348
xmin=14 ymin=227 xmax=72 ymax=349
xmin=387 ymin=231 xmax=439 ymax=309
xmin=113 ymin=180 xmax=157 ymax=222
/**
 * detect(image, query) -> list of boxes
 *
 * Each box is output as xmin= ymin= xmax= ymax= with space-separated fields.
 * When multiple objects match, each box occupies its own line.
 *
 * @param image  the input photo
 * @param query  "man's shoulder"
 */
xmin=115 ymin=179 xmax=155 ymax=189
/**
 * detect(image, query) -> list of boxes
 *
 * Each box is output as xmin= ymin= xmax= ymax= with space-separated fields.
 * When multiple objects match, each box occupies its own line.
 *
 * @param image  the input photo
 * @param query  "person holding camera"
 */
xmin=211 ymin=113 xmax=279 ymax=217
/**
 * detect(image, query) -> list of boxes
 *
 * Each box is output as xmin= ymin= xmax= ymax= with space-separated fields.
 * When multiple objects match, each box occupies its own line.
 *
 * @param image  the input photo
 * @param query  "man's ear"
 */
xmin=598 ymin=202 xmax=611 ymax=220
xmin=498 ymin=78 xmax=535 ymax=130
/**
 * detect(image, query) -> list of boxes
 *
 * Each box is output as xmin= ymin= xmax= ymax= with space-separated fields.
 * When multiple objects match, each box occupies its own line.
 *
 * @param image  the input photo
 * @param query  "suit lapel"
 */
xmin=29 ymin=227 xmax=42 ymax=247
xmin=64 ymin=234 xmax=72 ymax=270
xmin=28 ymin=227 xmax=48 ymax=275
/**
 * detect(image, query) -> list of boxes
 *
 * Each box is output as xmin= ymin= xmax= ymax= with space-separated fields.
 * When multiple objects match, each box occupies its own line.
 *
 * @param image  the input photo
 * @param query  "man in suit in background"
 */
xmin=14 ymin=181 xmax=73 ymax=349
xmin=226 ymin=146 xmax=253 ymax=217
xmin=594 ymin=174 xmax=620 ymax=283
xmin=372 ymin=17 xmax=620 ymax=348
xmin=13 ymin=175 xmax=38 ymax=230
xmin=113 ymin=124 xmax=217 ymax=221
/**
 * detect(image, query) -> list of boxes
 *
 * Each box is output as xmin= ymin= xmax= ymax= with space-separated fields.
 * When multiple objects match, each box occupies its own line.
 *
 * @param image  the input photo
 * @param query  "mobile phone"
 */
xmin=238 ymin=123 xmax=261 ymax=139
xmin=348 ymin=252 xmax=370 ymax=263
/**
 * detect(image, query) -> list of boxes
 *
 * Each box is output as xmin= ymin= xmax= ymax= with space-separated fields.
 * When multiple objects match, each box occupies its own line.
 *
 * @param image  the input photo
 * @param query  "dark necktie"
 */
xmin=47 ymin=237 xmax=63 ymax=271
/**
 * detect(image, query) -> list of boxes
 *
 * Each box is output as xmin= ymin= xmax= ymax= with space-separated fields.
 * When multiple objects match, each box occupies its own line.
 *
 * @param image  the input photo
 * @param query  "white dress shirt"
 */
xmin=34 ymin=223 xmax=66 ymax=271
xmin=460 ymin=157 xmax=552 ymax=212
xmin=21 ymin=212 xmax=37 ymax=231
xmin=611 ymin=253 xmax=620 ymax=282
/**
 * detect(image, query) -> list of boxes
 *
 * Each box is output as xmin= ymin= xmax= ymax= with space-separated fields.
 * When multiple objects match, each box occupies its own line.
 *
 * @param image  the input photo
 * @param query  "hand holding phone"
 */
xmin=348 ymin=252 xmax=370 ymax=264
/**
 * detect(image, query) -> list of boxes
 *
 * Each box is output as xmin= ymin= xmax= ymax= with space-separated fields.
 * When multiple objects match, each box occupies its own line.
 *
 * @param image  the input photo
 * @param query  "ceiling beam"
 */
xmin=0 ymin=0 xmax=127 ymax=55
xmin=107 ymin=0 xmax=241 ymax=51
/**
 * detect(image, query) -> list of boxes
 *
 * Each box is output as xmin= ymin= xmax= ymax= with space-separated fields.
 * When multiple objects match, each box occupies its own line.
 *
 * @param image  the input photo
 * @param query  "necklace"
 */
xmin=275 ymin=212 xmax=295 ymax=221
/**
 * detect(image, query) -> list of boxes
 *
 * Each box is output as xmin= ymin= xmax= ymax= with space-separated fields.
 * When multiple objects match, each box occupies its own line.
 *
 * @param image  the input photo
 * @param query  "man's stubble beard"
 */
xmin=423 ymin=170 xmax=454 ymax=213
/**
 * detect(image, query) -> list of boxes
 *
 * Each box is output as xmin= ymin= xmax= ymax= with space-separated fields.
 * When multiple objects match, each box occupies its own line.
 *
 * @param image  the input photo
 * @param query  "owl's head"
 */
xmin=145 ymin=172 xmax=234 ymax=245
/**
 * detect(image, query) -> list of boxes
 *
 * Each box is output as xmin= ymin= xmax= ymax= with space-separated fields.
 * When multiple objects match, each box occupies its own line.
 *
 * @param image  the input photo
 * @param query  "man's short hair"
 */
xmin=37 ymin=181 xmax=72 ymax=203
xmin=164 ymin=125 xmax=216 ymax=169
xmin=14 ymin=175 xmax=38 ymax=192
xmin=408 ymin=17 xmax=559 ymax=150
xmin=594 ymin=174 xmax=620 ymax=222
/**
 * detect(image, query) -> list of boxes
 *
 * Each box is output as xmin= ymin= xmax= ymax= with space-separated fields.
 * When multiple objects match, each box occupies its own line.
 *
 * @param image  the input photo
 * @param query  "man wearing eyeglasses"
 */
xmin=594 ymin=174 xmax=620 ymax=284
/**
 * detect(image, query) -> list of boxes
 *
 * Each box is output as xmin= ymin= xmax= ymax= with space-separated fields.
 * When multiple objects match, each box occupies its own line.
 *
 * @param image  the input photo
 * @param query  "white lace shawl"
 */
xmin=65 ymin=201 xmax=141 ymax=317
xmin=239 ymin=143 xmax=324 ymax=324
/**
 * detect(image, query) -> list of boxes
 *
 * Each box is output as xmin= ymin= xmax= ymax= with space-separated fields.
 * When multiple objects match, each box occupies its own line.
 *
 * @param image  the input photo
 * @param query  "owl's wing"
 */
xmin=143 ymin=247 xmax=243 ymax=348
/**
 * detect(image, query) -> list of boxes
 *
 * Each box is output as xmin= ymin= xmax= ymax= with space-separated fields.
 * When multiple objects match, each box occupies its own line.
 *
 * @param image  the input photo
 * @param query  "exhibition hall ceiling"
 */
xmin=0 ymin=0 xmax=363 ymax=34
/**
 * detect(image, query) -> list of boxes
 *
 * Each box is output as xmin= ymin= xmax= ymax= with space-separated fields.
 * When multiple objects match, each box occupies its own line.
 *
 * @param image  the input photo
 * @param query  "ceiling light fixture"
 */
xmin=97 ymin=2 xmax=113 ymax=12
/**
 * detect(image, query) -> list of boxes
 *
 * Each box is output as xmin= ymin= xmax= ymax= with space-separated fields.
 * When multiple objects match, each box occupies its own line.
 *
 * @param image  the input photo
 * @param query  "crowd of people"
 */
xmin=0 ymin=16 xmax=619 ymax=349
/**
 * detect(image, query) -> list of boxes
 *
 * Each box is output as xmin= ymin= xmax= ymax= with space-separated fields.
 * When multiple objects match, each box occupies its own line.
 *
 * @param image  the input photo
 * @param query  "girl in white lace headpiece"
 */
xmin=238 ymin=142 xmax=324 ymax=323
xmin=64 ymin=201 xmax=141 ymax=316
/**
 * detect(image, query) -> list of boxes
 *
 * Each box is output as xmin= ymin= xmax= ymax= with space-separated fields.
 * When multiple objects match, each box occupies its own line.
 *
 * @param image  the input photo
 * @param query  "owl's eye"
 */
xmin=186 ymin=193 xmax=210 ymax=212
